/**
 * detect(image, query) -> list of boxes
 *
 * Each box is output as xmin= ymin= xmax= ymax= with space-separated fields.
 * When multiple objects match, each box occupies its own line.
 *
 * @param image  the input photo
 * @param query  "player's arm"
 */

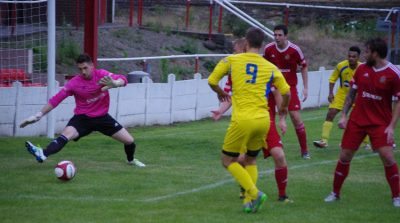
xmin=20 ymin=103 xmax=54 ymax=128
xmin=328 ymin=65 xmax=340 ymax=103
xmin=272 ymin=69 xmax=291 ymax=134
xmin=209 ymin=84 xmax=230 ymax=103
xmin=300 ymin=65 xmax=308 ymax=102
xmin=385 ymin=99 xmax=400 ymax=144
xmin=99 ymin=72 xmax=127 ymax=91
xmin=211 ymin=101 xmax=232 ymax=121
xmin=274 ymin=89 xmax=290 ymax=135
xmin=208 ymin=57 xmax=231 ymax=102
xmin=20 ymin=86 xmax=70 ymax=128
xmin=338 ymin=87 xmax=357 ymax=129
xmin=328 ymin=82 xmax=335 ymax=103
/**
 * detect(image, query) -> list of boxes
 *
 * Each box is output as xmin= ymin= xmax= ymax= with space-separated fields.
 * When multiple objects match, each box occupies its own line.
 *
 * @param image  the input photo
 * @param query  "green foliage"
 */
xmin=56 ymin=36 xmax=80 ymax=66
xmin=160 ymin=58 xmax=169 ymax=82
xmin=315 ymin=18 xmax=383 ymax=40
xmin=202 ymin=59 xmax=217 ymax=72
xmin=169 ymin=64 xmax=192 ymax=80
xmin=173 ymin=40 xmax=198 ymax=54
xmin=32 ymin=46 xmax=47 ymax=71
xmin=146 ymin=21 xmax=164 ymax=33
xmin=223 ymin=14 xmax=250 ymax=37
xmin=111 ymin=28 xmax=130 ymax=38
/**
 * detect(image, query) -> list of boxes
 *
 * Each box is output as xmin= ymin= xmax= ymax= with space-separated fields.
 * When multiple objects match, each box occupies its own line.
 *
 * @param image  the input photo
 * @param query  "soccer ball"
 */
xmin=54 ymin=160 xmax=76 ymax=181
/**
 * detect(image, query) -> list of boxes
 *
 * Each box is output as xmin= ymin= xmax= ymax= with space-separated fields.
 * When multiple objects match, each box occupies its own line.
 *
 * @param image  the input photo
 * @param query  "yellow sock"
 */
xmin=227 ymin=162 xmax=258 ymax=198
xmin=362 ymin=136 xmax=370 ymax=145
xmin=245 ymin=165 xmax=258 ymax=185
xmin=321 ymin=121 xmax=333 ymax=142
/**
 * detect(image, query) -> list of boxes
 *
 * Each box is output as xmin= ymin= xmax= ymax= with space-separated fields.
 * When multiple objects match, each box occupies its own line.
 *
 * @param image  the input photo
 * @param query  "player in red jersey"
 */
xmin=324 ymin=38 xmax=400 ymax=207
xmin=263 ymin=25 xmax=310 ymax=159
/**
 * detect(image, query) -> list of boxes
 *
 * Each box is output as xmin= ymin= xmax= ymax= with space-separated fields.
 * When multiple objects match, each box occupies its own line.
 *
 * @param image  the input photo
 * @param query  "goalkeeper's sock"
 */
xmin=43 ymin=135 xmax=68 ymax=157
xmin=125 ymin=142 xmax=136 ymax=162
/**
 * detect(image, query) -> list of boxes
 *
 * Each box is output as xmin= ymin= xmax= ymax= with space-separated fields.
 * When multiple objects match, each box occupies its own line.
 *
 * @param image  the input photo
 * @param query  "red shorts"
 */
xmin=341 ymin=119 xmax=395 ymax=150
xmin=263 ymin=120 xmax=283 ymax=158
xmin=289 ymin=87 xmax=301 ymax=111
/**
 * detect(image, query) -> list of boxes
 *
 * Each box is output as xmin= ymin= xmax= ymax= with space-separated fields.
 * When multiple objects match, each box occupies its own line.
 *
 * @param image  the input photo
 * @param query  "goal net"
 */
xmin=0 ymin=0 xmax=48 ymax=87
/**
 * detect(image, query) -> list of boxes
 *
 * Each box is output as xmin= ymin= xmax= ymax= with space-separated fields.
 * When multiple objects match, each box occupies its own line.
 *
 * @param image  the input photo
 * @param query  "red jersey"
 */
xmin=349 ymin=62 xmax=400 ymax=126
xmin=263 ymin=41 xmax=307 ymax=86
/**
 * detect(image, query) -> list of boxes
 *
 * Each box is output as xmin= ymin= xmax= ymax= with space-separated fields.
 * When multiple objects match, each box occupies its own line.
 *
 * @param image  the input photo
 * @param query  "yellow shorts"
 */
xmin=222 ymin=117 xmax=269 ymax=154
xmin=329 ymin=91 xmax=346 ymax=110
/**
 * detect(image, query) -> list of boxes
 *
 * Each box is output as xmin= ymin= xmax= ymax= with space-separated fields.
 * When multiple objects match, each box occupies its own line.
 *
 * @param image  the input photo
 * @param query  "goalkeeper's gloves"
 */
xmin=99 ymin=76 xmax=124 ymax=91
xmin=20 ymin=111 xmax=43 ymax=128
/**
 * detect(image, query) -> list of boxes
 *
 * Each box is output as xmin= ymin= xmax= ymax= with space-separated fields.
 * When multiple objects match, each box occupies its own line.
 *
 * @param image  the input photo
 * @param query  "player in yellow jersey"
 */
xmin=313 ymin=46 xmax=367 ymax=148
xmin=208 ymin=27 xmax=290 ymax=213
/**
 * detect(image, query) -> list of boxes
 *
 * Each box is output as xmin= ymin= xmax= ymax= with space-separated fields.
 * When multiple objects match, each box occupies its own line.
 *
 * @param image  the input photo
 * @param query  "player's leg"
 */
xmin=370 ymin=126 xmax=400 ymax=207
xmin=223 ymin=118 xmax=267 ymax=212
xmin=325 ymin=120 xmax=364 ymax=202
xmin=314 ymin=108 xmax=341 ymax=148
xmin=264 ymin=120 xmax=290 ymax=201
xmin=377 ymin=146 xmax=400 ymax=207
xmin=96 ymin=114 xmax=145 ymax=167
xmin=362 ymin=136 xmax=371 ymax=150
xmin=222 ymin=121 xmax=259 ymax=201
xmin=25 ymin=115 xmax=83 ymax=163
xmin=237 ymin=153 xmax=246 ymax=199
xmin=245 ymin=118 xmax=269 ymax=212
xmin=270 ymin=147 xmax=292 ymax=202
xmin=289 ymin=110 xmax=309 ymax=159
xmin=288 ymin=87 xmax=309 ymax=158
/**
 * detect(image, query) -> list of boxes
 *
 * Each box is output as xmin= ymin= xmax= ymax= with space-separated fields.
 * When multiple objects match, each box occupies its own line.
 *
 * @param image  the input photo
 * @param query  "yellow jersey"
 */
xmin=208 ymin=52 xmax=290 ymax=121
xmin=329 ymin=60 xmax=360 ymax=95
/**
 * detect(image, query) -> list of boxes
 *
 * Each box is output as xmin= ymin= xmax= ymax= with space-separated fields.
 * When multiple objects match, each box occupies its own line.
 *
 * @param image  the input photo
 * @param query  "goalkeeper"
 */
xmin=20 ymin=54 xmax=145 ymax=167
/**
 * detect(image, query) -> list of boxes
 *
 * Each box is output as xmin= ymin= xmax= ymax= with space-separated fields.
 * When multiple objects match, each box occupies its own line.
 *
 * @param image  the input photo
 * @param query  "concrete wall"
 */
xmin=0 ymin=68 xmax=333 ymax=137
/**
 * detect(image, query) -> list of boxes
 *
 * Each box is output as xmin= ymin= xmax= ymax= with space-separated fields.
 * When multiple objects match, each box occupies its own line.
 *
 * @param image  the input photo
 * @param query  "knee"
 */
xmin=272 ymin=150 xmax=287 ymax=167
xmin=339 ymin=151 xmax=353 ymax=163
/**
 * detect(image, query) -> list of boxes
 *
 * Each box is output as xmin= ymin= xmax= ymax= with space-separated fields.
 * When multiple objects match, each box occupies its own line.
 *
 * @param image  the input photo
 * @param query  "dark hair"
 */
xmin=76 ymin=53 xmax=93 ymax=64
xmin=365 ymin=38 xmax=388 ymax=59
xmin=245 ymin=27 xmax=265 ymax=48
xmin=349 ymin=46 xmax=361 ymax=55
xmin=274 ymin=24 xmax=288 ymax=35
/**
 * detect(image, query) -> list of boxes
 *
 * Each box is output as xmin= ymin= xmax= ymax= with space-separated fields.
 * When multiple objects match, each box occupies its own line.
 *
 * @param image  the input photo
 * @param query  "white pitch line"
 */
xmin=3 ymin=153 xmax=383 ymax=203
xmin=141 ymin=153 xmax=378 ymax=202
xmin=0 ymin=194 xmax=129 ymax=202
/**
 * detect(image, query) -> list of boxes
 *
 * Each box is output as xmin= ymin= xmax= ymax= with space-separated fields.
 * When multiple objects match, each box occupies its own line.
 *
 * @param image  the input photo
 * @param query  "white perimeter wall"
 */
xmin=0 ymin=68 xmax=333 ymax=137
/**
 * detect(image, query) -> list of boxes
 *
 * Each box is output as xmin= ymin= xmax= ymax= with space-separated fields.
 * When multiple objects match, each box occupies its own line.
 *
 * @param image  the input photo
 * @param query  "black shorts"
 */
xmin=67 ymin=114 xmax=123 ymax=141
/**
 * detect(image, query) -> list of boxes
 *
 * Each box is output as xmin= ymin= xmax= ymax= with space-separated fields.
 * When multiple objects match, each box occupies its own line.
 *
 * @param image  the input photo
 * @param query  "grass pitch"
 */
xmin=0 ymin=107 xmax=399 ymax=223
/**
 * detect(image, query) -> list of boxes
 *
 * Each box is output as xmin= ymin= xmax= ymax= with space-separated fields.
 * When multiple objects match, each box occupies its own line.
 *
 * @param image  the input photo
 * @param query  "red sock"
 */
xmin=333 ymin=160 xmax=350 ymax=196
xmin=384 ymin=163 xmax=400 ymax=198
xmin=275 ymin=167 xmax=288 ymax=197
xmin=295 ymin=123 xmax=308 ymax=154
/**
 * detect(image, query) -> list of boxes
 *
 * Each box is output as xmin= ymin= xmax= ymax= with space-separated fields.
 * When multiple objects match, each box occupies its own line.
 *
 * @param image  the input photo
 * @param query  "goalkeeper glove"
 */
xmin=99 ymin=76 xmax=124 ymax=91
xmin=20 ymin=111 xmax=43 ymax=128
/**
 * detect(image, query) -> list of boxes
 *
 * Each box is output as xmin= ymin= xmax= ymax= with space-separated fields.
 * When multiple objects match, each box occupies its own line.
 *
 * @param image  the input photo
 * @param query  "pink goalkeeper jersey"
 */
xmin=263 ymin=41 xmax=307 ymax=86
xmin=349 ymin=62 xmax=400 ymax=126
xmin=49 ymin=69 xmax=127 ymax=117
